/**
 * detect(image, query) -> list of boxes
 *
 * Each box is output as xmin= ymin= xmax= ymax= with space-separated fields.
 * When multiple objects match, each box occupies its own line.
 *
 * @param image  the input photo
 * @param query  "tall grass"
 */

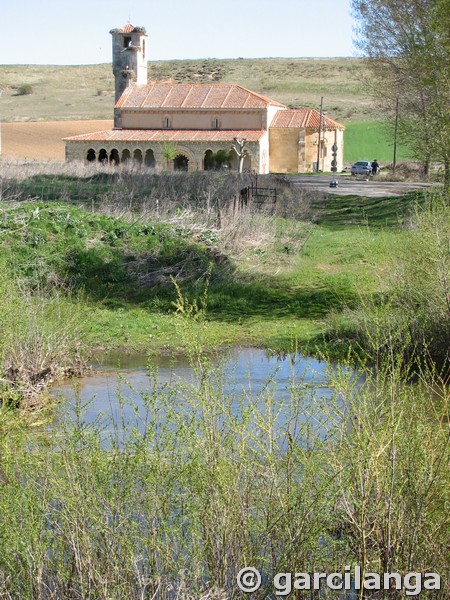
xmin=327 ymin=191 xmax=450 ymax=366
xmin=0 ymin=255 xmax=84 ymax=409
xmin=0 ymin=328 xmax=448 ymax=598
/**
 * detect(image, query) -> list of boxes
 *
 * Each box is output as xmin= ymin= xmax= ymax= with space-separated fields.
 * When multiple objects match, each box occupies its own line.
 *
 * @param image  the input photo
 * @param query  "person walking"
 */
xmin=372 ymin=159 xmax=379 ymax=176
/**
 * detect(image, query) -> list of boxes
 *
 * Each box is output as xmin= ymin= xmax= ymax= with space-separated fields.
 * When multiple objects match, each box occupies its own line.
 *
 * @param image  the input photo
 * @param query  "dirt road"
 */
xmin=288 ymin=174 xmax=436 ymax=197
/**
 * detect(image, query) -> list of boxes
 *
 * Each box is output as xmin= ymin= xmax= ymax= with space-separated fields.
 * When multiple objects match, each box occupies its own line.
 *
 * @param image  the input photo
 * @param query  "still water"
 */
xmin=52 ymin=346 xmax=353 ymax=441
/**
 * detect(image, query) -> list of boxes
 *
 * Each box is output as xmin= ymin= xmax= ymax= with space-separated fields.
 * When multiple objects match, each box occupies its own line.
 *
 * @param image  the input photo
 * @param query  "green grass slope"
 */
xmin=0 ymin=173 xmax=427 ymax=356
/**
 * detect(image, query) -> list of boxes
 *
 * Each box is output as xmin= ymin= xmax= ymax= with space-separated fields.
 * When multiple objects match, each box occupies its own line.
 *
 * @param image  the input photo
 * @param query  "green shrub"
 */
xmin=16 ymin=83 xmax=33 ymax=96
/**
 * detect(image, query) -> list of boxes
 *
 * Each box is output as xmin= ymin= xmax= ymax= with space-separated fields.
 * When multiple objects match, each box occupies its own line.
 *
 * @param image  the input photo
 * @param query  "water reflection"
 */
xmin=52 ymin=346 xmax=354 ymax=443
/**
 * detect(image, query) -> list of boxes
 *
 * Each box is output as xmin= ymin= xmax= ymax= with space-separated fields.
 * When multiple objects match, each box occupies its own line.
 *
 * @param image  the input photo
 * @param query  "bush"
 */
xmin=0 ymin=255 xmax=84 ymax=409
xmin=16 ymin=83 xmax=33 ymax=96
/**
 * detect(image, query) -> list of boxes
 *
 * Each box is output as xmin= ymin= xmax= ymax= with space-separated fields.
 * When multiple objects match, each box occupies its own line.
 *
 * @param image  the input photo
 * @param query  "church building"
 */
xmin=64 ymin=25 xmax=344 ymax=174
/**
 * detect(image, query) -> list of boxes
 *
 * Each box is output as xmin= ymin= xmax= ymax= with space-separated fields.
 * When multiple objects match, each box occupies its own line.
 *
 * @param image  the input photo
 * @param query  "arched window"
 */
xmin=133 ymin=149 xmax=143 ymax=164
xmin=163 ymin=116 xmax=171 ymax=129
xmin=121 ymin=149 xmax=131 ymax=163
xmin=86 ymin=148 xmax=96 ymax=162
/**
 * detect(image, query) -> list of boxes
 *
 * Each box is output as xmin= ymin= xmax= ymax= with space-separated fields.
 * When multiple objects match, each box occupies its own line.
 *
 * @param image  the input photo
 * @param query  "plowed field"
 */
xmin=1 ymin=121 xmax=113 ymax=161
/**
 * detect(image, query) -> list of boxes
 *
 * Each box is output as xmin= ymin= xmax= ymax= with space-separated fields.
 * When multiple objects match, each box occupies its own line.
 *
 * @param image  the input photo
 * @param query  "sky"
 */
xmin=0 ymin=0 xmax=358 ymax=65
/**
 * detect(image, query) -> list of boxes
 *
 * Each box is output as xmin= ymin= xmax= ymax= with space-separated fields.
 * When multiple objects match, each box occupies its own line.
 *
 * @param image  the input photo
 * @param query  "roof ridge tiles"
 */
xmin=117 ymin=82 xmax=286 ymax=110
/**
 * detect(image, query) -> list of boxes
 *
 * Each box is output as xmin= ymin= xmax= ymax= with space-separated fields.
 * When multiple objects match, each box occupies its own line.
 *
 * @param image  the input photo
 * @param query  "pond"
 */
xmin=49 ymin=346 xmax=361 ymax=599
xmin=51 ymin=346 xmax=355 ymax=444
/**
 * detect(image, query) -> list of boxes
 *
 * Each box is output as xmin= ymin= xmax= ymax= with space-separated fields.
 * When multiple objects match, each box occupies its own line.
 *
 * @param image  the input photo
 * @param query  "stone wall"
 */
xmin=270 ymin=127 xmax=344 ymax=173
xmin=305 ymin=128 xmax=344 ymax=172
xmin=269 ymin=129 xmax=300 ymax=173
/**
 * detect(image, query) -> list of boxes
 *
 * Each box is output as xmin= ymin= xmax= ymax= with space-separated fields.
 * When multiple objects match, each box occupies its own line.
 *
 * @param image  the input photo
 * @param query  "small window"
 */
xmin=163 ymin=116 xmax=171 ymax=129
xmin=213 ymin=117 xmax=220 ymax=129
xmin=124 ymin=36 xmax=131 ymax=49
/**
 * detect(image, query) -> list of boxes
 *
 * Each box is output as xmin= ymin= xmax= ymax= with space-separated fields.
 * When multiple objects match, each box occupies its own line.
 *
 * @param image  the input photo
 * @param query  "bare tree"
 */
xmin=231 ymin=137 xmax=248 ymax=174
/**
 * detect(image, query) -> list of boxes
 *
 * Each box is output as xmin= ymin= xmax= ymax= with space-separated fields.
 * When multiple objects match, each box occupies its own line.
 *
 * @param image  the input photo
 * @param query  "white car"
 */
xmin=351 ymin=161 xmax=372 ymax=176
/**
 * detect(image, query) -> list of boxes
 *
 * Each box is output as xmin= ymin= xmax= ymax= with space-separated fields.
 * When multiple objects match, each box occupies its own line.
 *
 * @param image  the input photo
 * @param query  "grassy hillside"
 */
xmin=0 ymin=58 xmax=373 ymax=123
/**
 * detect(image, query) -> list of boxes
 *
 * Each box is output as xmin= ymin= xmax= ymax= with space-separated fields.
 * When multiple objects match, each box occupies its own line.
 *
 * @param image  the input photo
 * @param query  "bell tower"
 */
xmin=110 ymin=24 xmax=148 ymax=126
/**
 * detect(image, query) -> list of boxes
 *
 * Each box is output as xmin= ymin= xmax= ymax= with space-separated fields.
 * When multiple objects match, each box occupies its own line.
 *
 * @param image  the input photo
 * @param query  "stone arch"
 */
xmin=144 ymin=149 xmax=156 ymax=168
xmin=174 ymin=154 xmax=189 ymax=171
xmin=133 ymin=149 xmax=143 ymax=164
xmin=98 ymin=148 xmax=108 ymax=163
xmin=86 ymin=148 xmax=96 ymax=162
xmin=171 ymin=146 xmax=196 ymax=171
xmin=110 ymin=148 xmax=120 ymax=165
xmin=122 ymin=149 xmax=131 ymax=163
xmin=204 ymin=149 xmax=214 ymax=170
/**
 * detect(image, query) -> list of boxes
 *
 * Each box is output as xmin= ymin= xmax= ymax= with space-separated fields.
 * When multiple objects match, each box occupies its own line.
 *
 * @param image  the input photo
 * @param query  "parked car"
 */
xmin=351 ymin=161 xmax=372 ymax=176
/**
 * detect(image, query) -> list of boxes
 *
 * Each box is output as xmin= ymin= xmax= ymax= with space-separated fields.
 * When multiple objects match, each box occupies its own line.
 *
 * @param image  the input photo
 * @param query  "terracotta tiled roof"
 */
xmin=116 ymin=84 xmax=286 ymax=110
xmin=122 ymin=24 xmax=135 ymax=33
xmin=270 ymin=109 xmax=344 ymax=130
xmin=64 ymin=129 xmax=266 ymax=143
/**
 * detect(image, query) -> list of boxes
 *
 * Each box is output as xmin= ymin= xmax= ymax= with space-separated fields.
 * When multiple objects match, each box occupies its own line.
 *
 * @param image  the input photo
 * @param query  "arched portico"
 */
xmin=168 ymin=146 xmax=197 ymax=171
xmin=67 ymin=140 xmax=260 ymax=173
xmin=204 ymin=149 xmax=214 ymax=170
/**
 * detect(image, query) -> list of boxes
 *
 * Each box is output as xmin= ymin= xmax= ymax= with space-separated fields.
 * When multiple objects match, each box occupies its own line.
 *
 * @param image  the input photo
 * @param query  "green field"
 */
xmin=344 ymin=120 xmax=412 ymax=163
